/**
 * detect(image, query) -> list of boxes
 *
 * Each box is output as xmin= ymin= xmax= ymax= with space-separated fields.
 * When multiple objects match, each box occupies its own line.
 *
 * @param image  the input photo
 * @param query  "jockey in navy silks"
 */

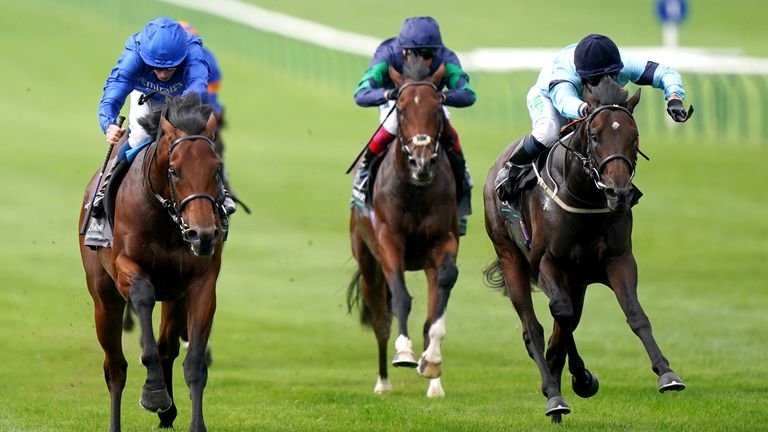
xmin=352 ymin=16 xmax=477 ymax=235
xmin=496 ymin=34 xmax=692 ymax=198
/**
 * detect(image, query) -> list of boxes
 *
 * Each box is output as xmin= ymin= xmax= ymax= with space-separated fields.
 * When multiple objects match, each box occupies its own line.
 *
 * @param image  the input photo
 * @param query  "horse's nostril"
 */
xmin=186 ymin=230 xmax=199 ymax=241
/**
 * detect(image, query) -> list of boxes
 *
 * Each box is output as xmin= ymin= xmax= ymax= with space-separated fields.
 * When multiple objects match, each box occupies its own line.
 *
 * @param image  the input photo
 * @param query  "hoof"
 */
xmin=426 ymin=378 xmax=445 ymax=398
xmin=545 ymin=396 xmax=571 ymax=417
xmin=417 ymin=356 xmax=442 ymax=379
xmin=572 ymin=369 xmax=599 ymax=398
xmin=658 ymin=371 xmax=686 ymax=393
xmin=140 ymin=387 xmax=173 ymax=413
xmin=392 ymin=350 xmax=418 ymax=368
xmin=373 ymin=377 xmax=392 ymax=394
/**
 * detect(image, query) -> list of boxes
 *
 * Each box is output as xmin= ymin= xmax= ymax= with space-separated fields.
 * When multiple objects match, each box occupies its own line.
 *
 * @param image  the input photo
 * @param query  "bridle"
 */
xmin=561 ymin=104 xmax=641 ymax=191
xmin=395 ymin=82 xmax=444 ymax=166
xmin=146 ymin=133 xmax=222 ymax=242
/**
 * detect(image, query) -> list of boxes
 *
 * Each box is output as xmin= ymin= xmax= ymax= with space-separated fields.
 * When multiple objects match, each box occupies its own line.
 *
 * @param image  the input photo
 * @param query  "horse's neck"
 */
xmin=557 ymin=134 xmax=604 ymax=203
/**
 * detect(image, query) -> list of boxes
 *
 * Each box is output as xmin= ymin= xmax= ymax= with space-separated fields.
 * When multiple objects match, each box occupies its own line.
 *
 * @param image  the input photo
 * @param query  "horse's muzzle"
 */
xmin=604 ymin=186 xmax=632 ymax=212
xmin=186 ymin=227 xmax=219 ymax=256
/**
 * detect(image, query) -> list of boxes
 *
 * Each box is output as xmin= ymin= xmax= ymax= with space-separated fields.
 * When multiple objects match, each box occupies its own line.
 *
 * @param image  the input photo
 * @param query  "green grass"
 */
xmin=0 ymin=0 xmax=766 ymax=431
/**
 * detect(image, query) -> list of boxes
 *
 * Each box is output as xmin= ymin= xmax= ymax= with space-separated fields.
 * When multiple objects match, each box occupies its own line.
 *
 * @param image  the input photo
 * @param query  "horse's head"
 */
xmin=389 ymin=59 xmax=445 ymax=185
xmin=579 ymin=76 xmax=642 ymax=211
xmin=148 ymin=95 xmax=222 ymax=256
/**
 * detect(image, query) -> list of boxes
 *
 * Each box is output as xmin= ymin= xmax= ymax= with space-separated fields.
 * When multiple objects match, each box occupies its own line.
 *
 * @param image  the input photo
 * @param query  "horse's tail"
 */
xmin=482 ymin=259 xmax=508 ymax=296
xmin=346 ymin=270 xmax=373 ymax=327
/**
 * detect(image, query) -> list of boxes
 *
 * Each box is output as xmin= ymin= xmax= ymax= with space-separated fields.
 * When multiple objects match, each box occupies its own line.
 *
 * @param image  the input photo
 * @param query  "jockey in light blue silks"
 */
xmin=352 ymin=16 xmax=477 ymax=235
xmin=496 ymin=34 xmax=692 ymax=198
xmin=90 ymin=17 xmax=235 ymax=224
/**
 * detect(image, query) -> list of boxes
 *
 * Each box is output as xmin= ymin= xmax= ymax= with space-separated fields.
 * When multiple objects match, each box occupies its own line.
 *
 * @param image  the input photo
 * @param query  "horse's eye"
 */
xmin=169 ymin=167 xmax=179 ymax=179
xmin=590 ymin=133 xmax=599 ymax=143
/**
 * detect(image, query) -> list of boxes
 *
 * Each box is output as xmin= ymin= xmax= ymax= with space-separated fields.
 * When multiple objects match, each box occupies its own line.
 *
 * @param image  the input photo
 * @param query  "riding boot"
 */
xmin=353 ymin=147 xmax=376 ymax=192
xmin=90 ymin=158 xmax=122 ymax=219
xmin=446 ymin=148 xmax=472 ymax=236
xmin=495 ymin=134 xmax=546 ymax=201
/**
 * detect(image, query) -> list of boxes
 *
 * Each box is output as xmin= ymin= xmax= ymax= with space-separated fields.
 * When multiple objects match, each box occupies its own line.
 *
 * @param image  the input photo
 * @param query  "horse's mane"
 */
xmin=587 ymin=76 xmax=629 ymax=107
xmin=138 ymin=93 xmax=214 ymax=138
xmin=402 ymin=58 xmax=431 ymax=82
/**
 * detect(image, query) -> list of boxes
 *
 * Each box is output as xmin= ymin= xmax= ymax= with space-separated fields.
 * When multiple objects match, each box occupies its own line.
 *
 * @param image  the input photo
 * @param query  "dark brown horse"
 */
xmin=79 ymin=93 xmax=224 ymax=432
xmin=347 ymin=59 xmax=459 ymax=397
xmin=483 ymin=77 xmax=684 ymax=422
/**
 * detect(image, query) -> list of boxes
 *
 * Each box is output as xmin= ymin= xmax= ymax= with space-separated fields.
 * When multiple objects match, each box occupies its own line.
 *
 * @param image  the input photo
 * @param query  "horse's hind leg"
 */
xmin=606 ymin=255 xmax=685 ymax=392
xmin=352 ymin=228 xmax=393 ymax=394
xmin=418 ymin=240 xmax=459 ymax=398
xmin=90 ymin=275 xmax=128 ymax=432
xmin=156 ymin=301 xmax=186 ymax=428
xmin=498 ymin=249 xmax=570 ymax=418
xmin=116 ymin=257 xmax=172 ymax=414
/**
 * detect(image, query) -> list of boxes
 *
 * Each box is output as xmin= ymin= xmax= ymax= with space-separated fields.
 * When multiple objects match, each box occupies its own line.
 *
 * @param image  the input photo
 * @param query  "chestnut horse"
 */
xmin=78 ymin=94 xmax=224 ymax=432
xmin=483 ymin=77 xmax=684 ymax=422
xmin=347 ymin=59 xmax=459 ymax=397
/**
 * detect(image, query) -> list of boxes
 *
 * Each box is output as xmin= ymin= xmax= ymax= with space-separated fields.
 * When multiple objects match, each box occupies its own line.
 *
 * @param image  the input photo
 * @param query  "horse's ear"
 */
xmin=160 ymin=115 xmax=175 ymax=137
xmin=203 ymin=113 xmax=217 ymax=138
xmin=627 ymin=88 xmax=642 ymax=113
xmin=388 ymin=65 xmax=403 ymax=88
xmin=430 ymin=63 xmax=446 ymax=87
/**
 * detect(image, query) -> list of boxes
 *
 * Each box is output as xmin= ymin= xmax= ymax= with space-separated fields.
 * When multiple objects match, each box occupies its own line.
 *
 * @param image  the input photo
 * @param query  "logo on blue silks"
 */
xmin=656 ymin=0 xmax=688 ymax=24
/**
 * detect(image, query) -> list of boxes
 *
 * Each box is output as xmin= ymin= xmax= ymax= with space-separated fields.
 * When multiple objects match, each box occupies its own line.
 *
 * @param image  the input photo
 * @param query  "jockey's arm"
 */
xmin=98 ymin=47 xmax=141 ymax=133
xmin=622 ymin=53 xmax=685 ymax=101
xmin=354 ymin=60 xmax=390 ymax=107
xmin=549 ymin=80 xmax=587 ymax=119
xmin=440 ymin=50 xmax=476 ymax=107
xmin=181 ymin=39 xmax=210 ymax=101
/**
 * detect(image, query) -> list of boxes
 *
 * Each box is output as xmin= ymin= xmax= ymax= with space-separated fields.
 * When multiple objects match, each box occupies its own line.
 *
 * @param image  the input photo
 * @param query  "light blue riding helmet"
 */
xmin=138 ymin=17 xmax=188 ymax=68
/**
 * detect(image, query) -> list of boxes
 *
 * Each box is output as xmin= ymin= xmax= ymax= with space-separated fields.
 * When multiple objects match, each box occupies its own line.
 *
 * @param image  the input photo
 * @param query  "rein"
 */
xmin=146 ymin=133 xmax=220 ymax=242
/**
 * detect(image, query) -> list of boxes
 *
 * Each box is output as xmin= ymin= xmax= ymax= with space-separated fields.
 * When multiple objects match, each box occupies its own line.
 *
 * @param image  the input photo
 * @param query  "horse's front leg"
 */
xmin=184 ymin=277 xmax=218 ymax=432
xmin=606 ymin=254 xmax=685 ymax=392
xmin=157 ymin=301 xmax=186 ymax=429
xmin=418 ymin=236 xmax=459 ymax=397
xmin=115 ymin=256 xmax=172 ymax=414
xmin=377 ymin=230 xmax=416 ymax=368
xmin=545 ymin=285 xmax=600 ymax=399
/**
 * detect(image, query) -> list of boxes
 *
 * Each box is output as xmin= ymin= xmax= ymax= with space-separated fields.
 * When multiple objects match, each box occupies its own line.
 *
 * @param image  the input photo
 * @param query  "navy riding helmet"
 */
xmin=139 ymin=17 xmax=189 ymax=68
xmin=398 ymin=16 xmax=443 ymax=49
xmin=574 ymin=34 xmax=624 ymax=80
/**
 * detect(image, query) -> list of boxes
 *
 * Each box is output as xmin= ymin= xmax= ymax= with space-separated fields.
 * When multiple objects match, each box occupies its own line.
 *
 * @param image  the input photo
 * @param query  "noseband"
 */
xmin=396 ymin=82 xmax=444 ymax=164
xmin=148 ymin=134 xmax=221 ymax=242
xmin=566 ymin=104 xmax=637 ymax=190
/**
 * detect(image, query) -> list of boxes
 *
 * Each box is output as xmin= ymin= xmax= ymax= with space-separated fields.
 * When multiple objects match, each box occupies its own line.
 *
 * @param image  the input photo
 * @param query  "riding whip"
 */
xmin=80 ymin=115 xmax=126 ymax=235
xmin=345 ymin=102 xmax=397 ymax=174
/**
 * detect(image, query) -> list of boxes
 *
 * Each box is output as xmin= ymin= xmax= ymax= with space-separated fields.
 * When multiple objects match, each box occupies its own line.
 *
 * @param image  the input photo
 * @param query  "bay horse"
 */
xmin=347 ymin=58 xmax=459 ymax=397
xmin=483 ymin=77 xmax=685 ymax=422
xmin=78 ymin=93 xmax=224 ymax=432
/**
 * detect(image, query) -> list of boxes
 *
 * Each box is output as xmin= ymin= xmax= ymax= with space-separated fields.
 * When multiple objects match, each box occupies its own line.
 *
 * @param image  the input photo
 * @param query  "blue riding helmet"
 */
xmin=398 ymin=16 xmax=443 ymax=49
xmin=139 ymin=17 xmax=189 ymax=68
xmin=574 ymin=34 xmax=624 ymax=80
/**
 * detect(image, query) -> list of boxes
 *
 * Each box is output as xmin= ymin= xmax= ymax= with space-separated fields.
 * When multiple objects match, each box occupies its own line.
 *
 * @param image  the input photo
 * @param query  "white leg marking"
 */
xmin=395 ymin=334 xmax=413 ymax=354
xmin=423 ymin=316 xmax=446 ymax=364
xmin=426 ymin=378 xmax=445 ymax=398
xmin=374 ymin=376 xmax=392 ymax=394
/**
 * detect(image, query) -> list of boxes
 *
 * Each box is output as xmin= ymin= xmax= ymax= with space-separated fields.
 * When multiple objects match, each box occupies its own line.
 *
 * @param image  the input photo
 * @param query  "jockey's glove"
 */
xmin=384 ymin=89 xmax=399 ymax=101
xmin=666 ymin=99 xmax=692 ymax=123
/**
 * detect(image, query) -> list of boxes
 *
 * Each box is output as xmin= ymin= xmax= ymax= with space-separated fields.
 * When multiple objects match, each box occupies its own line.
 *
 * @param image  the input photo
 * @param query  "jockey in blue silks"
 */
xmin=178 ymin=20 xmax=224 ymax=117
xmin=91 ymin=17 xmax=235 ymax=219
xmin=496 ymin=34 xmax=692 ymax=196
xmin=352 ymin=16 xmax=477 ymax=235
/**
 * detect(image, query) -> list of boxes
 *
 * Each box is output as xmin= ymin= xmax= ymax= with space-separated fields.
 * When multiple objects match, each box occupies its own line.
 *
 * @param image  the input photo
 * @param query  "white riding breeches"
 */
xmin=526 ymin=86 xmax=569 ymax=148
xmin=127 ymin=90 xmax=156 ymax=148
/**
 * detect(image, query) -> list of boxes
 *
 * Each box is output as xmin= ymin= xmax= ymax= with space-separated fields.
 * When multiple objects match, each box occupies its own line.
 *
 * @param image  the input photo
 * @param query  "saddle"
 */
xmin=353 ymin=148 xmax=470 ymax=217
xmin=83 ymin=155 xmax=133 ymax=250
